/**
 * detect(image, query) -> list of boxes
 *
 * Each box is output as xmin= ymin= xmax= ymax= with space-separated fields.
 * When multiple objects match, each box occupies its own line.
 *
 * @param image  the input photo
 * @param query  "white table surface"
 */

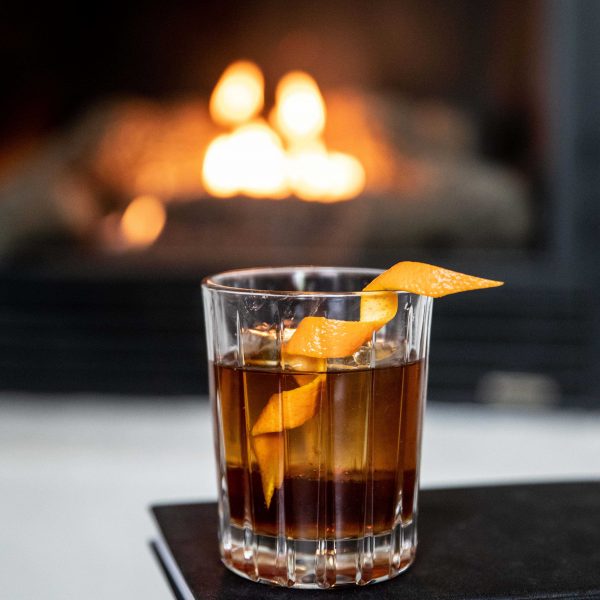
xmin=1 ymin=396 xmax=599 ymax=600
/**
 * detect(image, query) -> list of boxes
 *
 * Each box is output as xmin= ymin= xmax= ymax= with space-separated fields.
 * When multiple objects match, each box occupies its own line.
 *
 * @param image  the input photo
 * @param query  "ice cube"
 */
xmin=324 ymin=342 xmax=373 ymax=371
xmin=326 ymin=339 xmax=407 ymax=371
xmin=374 ymin=340 xmax=408 ymax=366
xmin=241 ymin=323 xmax=279 ymax=365
xmin=353 ymin=344 xmax=374 ymax=367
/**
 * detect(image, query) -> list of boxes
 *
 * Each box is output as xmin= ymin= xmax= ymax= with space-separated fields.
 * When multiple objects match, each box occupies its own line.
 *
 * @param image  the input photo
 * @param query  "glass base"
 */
xmin=220 ymin=523 xmax=417 ymax=588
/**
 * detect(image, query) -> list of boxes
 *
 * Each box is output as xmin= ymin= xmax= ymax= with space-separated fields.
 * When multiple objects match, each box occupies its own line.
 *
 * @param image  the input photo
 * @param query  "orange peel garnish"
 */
xmin=252 ymin=372 xmax=325 ymax=505
xmin=363 ymin=261 xmax=503 ymax=299
xmin=252 ymin=261 xmax=502 ymax=506
xmin=252 ymin=373 xmax=326 ymax=436
xmin=252 ymin=433 xmax=284 ymax=508
xmin=285 ymin=317 xmax=384 ymax=358
xmin=287 ymin=262 xmax=502 ymax=359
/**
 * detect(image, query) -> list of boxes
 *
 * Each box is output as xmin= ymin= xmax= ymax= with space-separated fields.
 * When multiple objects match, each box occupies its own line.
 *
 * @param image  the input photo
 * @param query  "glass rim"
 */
xmin=201 ymin=265 xmax=423 ymax=298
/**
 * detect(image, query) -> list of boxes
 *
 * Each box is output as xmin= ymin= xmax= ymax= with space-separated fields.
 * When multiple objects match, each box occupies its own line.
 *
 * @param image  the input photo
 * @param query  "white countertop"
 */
xmin=1 ymin=396 xmax=599 ymax=600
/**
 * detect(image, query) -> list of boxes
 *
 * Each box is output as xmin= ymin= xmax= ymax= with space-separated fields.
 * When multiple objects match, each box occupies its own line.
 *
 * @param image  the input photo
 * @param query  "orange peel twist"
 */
xmin=252 ymin=261 xmax=502 ymax=506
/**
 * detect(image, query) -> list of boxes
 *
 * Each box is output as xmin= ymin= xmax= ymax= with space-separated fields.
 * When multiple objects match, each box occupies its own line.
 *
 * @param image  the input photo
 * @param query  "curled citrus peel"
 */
xmin=252 ymin=372 xmax=327 ymax=436
xmin=252 ymin=261 xmax=502 ymax=506
xmin=252 ymin=433 xmax=284 ymax=509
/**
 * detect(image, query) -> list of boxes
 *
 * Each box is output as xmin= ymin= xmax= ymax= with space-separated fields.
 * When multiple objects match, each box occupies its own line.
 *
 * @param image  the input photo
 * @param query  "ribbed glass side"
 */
xmin=202 ymin=268 xmax=432 ymax=588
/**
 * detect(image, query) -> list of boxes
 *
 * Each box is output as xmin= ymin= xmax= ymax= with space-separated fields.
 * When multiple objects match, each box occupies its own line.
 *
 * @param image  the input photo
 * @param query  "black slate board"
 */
xmin=150 ymin=482 xmax=600 ymax=599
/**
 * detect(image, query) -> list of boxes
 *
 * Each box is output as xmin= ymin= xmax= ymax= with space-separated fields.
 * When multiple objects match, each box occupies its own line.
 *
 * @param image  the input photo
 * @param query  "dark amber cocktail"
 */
xmin=203 ymin=267 xmax=432 ymax=587
xmin=215 ymin=359 xmax=424 ymax=540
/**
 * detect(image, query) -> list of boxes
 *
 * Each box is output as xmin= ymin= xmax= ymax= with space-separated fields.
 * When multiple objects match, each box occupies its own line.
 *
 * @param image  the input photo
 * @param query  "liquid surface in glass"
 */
xmin=212 ymin=357 xmax=424 ymax=540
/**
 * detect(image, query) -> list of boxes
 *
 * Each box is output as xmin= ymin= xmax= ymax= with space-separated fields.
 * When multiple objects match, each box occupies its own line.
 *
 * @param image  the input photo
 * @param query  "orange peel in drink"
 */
xmin=252 ymin=374 xmax=326 ymax=436
xmin=287 ymin=261 xmax=502 ymax=359
xmin=252 ymin=433 xmax=284 ymax=508
xmin=252 ymin=261 xmax=502 ymax=506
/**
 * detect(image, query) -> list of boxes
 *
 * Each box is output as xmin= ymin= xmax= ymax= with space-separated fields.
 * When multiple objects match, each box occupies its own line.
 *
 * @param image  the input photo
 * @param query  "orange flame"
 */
xmin=209 ymin=61 xmax=264 ymax=127
xmin=273 ymin=72 xmax=326 ymax=142
xmin=202 ymin=61 xmax=366 ymax=202
xmin=287 ymin=142 xmax=365 ymax=202
xmin=120 ymin=195 xmax=166 ymax=247
xmin=202 ymin=121 xmax=288 ymax=198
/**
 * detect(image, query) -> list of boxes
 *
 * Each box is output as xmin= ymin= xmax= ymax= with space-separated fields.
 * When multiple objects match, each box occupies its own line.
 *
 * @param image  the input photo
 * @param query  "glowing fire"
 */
xmin=273 ymin=71 xmax=326 ymax=142
xmin=202 ymin=62 xmax=365 ymax=202
xmin=202 ymin=121 xmax=288 ymax=198
xmin=120 ymin=195 xmax=166 ymax=247
xmin=209 ymin=61 xmax=264 ymax=127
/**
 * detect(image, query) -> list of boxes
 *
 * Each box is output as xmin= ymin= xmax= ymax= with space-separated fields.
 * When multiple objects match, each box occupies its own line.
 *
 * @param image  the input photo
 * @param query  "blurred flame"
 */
xmin=209 ymin=61 xmax=264 ymax=127
xmin=273 ymin=71 xmax=326 ymax=142
xmin=202 ymin=61 xmax=366 ymax=202
xmin=120 ymin=195 xmax=166 ymax=247
xmin=203 ymin=121 xmax=288 ymax=198
xmin=326 ymin=152 xmax=366 ymax=200
xmin=287 ymin=143 xmax=366 ymax=201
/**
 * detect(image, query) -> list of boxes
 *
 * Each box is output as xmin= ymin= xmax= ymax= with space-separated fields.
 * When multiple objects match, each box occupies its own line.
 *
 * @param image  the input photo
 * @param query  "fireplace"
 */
xmin=0 ymin=1 xmax=598 ymax=405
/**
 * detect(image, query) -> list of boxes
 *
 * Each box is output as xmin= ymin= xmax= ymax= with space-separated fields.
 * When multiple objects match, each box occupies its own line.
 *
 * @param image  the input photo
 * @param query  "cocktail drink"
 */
xmin=202 ymin=263 xmax=501 ymax=588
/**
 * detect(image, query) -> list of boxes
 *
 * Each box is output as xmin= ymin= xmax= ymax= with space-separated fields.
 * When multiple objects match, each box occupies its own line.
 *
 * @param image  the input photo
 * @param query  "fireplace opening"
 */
xmin=1 ymin=0 xmax=542 ymax=263
xmin=0 ymin=1 xmax=598 ymax=404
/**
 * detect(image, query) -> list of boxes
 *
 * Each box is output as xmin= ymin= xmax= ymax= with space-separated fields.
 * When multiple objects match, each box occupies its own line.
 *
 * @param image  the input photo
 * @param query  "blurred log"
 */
xmin=0 ymin=148 xmax=99 ymax=258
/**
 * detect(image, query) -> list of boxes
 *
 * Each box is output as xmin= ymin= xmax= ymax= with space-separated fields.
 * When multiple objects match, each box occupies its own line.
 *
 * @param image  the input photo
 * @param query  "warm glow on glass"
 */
xmin=120 ymin=195 xmax=167 ymax=247
xmin=202 ymin=121 xmax=288 ymax=198
xmin=273 ymin=71 xmax=326 ymax=142
xmin=209 ymin=61 xmax=265 ymax=127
